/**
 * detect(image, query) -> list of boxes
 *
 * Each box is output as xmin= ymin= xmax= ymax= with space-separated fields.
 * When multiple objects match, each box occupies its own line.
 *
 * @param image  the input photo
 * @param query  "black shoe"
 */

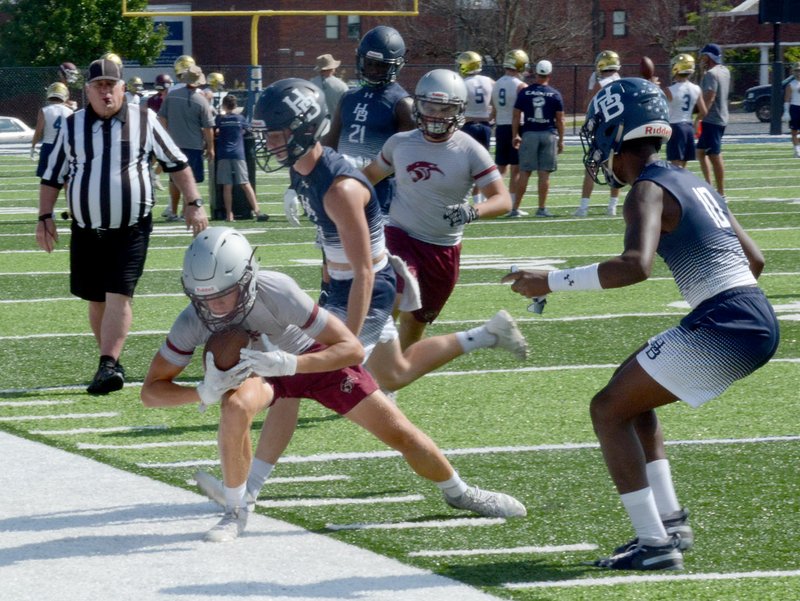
xmin=595 ymin=536 xmax=684 ymax=571
xmin=255 ymin=213 xmax=270 ymax=222
xmin=87 ymin=362 xmax=124 ymax=395
xmin=612 ymin=508 xmax=694 ymax=555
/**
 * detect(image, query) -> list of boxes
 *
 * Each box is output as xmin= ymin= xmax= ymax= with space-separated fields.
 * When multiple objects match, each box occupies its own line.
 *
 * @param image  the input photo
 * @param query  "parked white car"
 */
xmin=0 ymin=116 xmax=34 ymax=144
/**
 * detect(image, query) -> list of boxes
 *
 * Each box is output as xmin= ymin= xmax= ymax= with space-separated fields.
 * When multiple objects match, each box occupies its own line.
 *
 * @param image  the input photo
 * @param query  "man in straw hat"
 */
xmin=311 ymin=53 xmax=349 ymax=117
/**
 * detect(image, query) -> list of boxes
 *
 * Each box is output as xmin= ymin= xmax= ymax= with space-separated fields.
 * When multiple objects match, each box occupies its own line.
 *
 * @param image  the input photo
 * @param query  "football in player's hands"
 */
xmin=640 ymin=56 xmax=656 ymax=80
xmin=203 ymin=326 xmax=250 ymax=371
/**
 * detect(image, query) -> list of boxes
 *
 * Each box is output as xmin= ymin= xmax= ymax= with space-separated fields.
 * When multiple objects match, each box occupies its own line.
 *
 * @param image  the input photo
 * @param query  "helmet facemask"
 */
xmin=358 ymin=54 xmax=404 ymax=87
xmin=414 ymin=98 xmax=464 ymax=140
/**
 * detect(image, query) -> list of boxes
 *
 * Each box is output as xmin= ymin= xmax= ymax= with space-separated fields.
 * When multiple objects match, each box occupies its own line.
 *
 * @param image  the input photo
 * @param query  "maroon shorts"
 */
xmin=268 ymin=345 xmax=378 ymax=415
xmin=385 ymin=225 xmax=461 ymax=324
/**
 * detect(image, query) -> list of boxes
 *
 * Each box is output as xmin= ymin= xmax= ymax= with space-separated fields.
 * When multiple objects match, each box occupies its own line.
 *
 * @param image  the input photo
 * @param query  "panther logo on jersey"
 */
xmin=407 ymin=161 xmax=443 ymax=182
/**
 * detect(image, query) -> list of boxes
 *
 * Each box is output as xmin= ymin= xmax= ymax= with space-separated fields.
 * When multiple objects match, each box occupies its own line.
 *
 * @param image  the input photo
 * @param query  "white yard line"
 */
xmin=409 ymin=543 xmax=598 ymax=557
xmin=327 ymin=517 xmax=505 ymax=531
xmin=505 ymin=569 xmax=800 ymax=589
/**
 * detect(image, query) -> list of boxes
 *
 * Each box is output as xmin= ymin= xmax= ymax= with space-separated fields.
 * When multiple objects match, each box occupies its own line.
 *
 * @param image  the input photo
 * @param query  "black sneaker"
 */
xmin=594 ymin=537 xmax=684 ymax=571
xmin=87 ymin=361 xmax=124 ymax=395
xmin=612 ymin=508 xmax=694 ymax=555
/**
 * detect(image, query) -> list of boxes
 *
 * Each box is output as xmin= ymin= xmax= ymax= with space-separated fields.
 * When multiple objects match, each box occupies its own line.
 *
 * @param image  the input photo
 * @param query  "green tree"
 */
xmin=0 ymin=0 xmax=166 ymax=67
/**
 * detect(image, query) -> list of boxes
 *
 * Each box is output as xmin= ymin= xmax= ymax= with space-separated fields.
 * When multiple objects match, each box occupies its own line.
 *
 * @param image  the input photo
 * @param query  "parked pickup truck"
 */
xmin=743 ymin=76 xmax=794 ymax=122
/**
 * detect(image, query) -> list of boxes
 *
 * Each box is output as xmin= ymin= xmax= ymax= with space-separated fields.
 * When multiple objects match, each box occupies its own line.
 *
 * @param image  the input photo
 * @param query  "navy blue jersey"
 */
xmin=215 ymin=113 xmax=249 ymax=160
xmin=290 ymin=147 xmax=386 ymax=273
xmin=337 ymin=82 xmax=410 ymax=163
xmin=637 ymin=161 xmax=756 ymax=308
xmin=515 ymin=83 xmax=563 ymax=133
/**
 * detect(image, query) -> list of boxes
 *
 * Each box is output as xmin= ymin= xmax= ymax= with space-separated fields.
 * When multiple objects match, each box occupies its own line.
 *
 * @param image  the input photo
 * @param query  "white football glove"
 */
xmin=29 ymin=147 xmax=37 ymax=161
xmin=196 ymin=352 xmax=250 ymax=413
xmin=239 ymin=348 xmax=298 ymax=377
xmin=443 ymin=203 xmax=478 ymax=227
xmin=283 ymin=187 xmax=301 ymax=227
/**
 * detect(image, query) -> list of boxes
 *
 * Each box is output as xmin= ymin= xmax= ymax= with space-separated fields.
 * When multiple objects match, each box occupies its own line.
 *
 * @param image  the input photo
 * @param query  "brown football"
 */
xmin=202 ymin=325 xmax=250 ymax=371
xmin=640 ymin=56 xmax=655 ymax=80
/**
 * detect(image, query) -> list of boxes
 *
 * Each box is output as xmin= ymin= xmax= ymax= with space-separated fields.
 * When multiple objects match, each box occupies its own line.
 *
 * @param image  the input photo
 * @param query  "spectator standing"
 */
xmin=696 ymin=43 xmax=730 ymax=196
xmin=492 ymin=49 xmax=529 ymax=217
xmin=146 ymin=74 xmax=174 ymax=192
xmin=310 ymin=54 xmax=350 ymax=119
xmin=158 ymin=65 xmax=216 ymax=222
xmin=31 ymin=82 xmax=73 ymax=175
xmin=575 ymin=50 xmax=622 ymax=217
xmin=512 ymin=59 xmax=564 ymax=218
xmin=457 ymin=50 xmax=495 ymax=203
xmin=664 ymin=53 xmax=707 ymax=168
xmin=35 ymin=58 xmax=208 ymax=395
xmin=215 ymin=94 xmax=268 ymax=222
xmin=782 ymin=62 xmax=800 ymax=158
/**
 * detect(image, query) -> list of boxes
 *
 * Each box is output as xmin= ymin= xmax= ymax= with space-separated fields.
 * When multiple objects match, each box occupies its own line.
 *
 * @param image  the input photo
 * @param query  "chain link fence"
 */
xmin=1 ymin=61 xmax=791 ymax=136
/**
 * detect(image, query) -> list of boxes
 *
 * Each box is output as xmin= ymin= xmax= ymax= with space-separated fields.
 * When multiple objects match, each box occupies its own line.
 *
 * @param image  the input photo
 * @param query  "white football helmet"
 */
xmin=182 ymin=227 xmax=259 ymax=332
xmin=414 ymin=69 xmax=467 ymax=139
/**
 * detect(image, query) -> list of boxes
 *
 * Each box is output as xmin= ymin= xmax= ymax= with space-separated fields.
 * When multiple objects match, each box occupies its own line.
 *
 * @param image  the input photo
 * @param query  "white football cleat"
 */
xmin=445 ymin=486 xmax=527 ymax=518
xmin=195 ymin=470 xmax=256 ymax=511
xmin=574 ymin=206 xmax=589 ymax=217
xmin=485 ymin=310 xmax=528 ymax=360
xmin=606 ymin=204 xmax=617 ymax=216
xmin=204 ymin=506 xmax=248 ymax=543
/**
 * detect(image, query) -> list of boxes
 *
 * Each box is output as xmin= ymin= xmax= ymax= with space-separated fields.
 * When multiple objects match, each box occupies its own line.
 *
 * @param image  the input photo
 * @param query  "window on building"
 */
xmin=325 ymin=15 xmax=339 ymax=39
xmin=347 ymin=16 xmax=361 ymax=40
xmin=612 ymin=10 xmax=627 ymax=37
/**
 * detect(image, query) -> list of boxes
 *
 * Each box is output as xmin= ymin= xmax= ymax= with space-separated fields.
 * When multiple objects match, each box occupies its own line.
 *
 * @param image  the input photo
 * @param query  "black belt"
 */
xmin=73 ymin=213 xmax=152 ymax=236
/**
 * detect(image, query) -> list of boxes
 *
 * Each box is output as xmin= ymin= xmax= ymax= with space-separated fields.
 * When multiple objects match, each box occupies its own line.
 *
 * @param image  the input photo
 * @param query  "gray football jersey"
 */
xmin=160 ymin=271 xmax=328 ymax=367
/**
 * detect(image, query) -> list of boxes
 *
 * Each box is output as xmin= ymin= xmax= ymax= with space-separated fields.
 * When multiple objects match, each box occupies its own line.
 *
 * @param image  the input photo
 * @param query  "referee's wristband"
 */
xmin=547 ymin=263 xmax=602 ymax=292
xmin=38 ymin=213 xmax=53 ymax=222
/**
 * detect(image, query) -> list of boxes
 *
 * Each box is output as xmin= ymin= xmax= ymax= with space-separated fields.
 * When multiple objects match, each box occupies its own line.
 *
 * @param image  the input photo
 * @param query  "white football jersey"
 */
xmin=464 ymin=74 xmax=495 ymax=119
xmin=667 ymin=80 xmax=702 ymax=123
xmin=789 ymin=79 xmax=800 ymax=106
xmin=492 ymin=74 xmax=525 ymax=125
xmin=41 ymin=103 xmax=73 ymax=145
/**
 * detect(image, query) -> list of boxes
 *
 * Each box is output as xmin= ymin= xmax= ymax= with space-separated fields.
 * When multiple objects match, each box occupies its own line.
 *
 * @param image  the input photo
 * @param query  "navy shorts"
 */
xmin=325 ymin=263 xmax=397 ymax=349
xmin=462 ymin=121 xmax=492 ymax=150
xmin=494 ymin=124 xmax=519 ymax=166
xmin=70 ymin=214 xmax=152 ymax=302
xmin=696 ymin=122 xmax=725 ymax=155
xmin=789 ymin=105 xmax=800 ymax=131
xmin=175 ymin=148 xmax=205 ymax=183
xmin=666 ymin=122 xmax=697 ymax=162
xmin=637 ymin=286 xmax=779 ymax=407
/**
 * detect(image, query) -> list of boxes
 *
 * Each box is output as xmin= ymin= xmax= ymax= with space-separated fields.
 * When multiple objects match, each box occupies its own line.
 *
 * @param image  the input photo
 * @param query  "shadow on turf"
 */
xmin=441 ymin=559 xmax=593 ymax=588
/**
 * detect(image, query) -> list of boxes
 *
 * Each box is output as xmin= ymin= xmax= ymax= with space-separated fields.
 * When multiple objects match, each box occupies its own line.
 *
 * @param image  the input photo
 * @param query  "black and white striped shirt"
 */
xmin=40 ymin=100 xmax=188 ymax=229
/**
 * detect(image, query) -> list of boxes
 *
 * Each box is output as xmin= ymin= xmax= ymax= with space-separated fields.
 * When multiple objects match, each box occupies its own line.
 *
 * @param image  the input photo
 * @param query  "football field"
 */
xmin=0 ymin=142 xmax=798 ymax=600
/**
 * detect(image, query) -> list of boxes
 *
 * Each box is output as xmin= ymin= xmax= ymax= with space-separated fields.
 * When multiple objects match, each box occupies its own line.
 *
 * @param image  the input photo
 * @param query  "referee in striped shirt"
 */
xmin=35 ymin=58 xmax=209 ymax=395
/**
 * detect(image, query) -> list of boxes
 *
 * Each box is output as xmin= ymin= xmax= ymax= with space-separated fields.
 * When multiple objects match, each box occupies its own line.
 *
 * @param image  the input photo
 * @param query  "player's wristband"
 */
xmin=548 ymin=263 xmax=602 ymax=292
xmin=38 ymin=213 xmax=53 ymax=222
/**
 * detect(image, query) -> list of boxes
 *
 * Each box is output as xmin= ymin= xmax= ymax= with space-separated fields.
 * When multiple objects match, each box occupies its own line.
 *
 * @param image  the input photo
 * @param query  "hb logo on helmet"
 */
xmin=282 ymin=89 xmax=321 ymax=122
xmin=594 ymin=89 xmax=624 ymax=122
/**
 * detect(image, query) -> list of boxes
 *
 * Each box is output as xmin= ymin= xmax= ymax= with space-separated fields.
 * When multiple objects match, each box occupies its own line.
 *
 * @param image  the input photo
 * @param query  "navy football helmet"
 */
xmin=356 ymin=25 xmax=406 ymax=87
xmin=580 ymin=77 xmax=672 ymax=187
xmin=252 ymin=78 xmax=330 ymax=172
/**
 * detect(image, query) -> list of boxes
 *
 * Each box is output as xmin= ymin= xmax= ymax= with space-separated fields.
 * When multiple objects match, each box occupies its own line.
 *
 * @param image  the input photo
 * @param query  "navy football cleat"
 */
xmin=594 ymin=536 xmax=684 ymax=571
xmin=612 ymin=508 xmax=694 ymax=555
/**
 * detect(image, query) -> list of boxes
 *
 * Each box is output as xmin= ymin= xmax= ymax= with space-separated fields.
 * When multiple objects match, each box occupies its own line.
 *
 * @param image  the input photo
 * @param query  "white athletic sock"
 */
xmin=510 ymin=193 xmax=517 ymax=205
xmin=455 ymin=325 xmax=496 ymax=353
xmin=473 ymin=193 xmax=485 ymax=204
xmin=246 ymin=458 xmax=275 ymax=499
xmin=436 ymin=472 xmax=469 ymax=498
xmin=224 ymin=482 xmax=248 ymax=510
xmin=646 ymin=459 xmax=681 ymax=517
xmin=579 ymin=197 xmax=590 ymax=210
xmin=620 ymin=487 xmax=669 ymax=545
xmin=608 ymin=197 xmax=618 ymax=208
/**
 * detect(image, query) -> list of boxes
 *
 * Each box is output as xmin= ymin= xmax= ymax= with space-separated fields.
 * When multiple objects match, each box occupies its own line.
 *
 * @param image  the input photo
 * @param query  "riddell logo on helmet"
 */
xmin=645 ymin=125 xmax=671 ymax=136
xmin=195 ymin=285 xmax=219 ymax=294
